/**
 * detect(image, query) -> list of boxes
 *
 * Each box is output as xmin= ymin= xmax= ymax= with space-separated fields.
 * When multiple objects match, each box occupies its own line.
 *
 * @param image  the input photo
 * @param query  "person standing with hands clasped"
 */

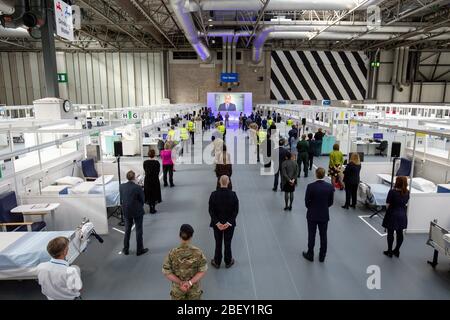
xmin=281 ymin=152 xmax=299 ymax=211
xmin=382 ymin=176 xmax=410 ymax=258
xmin=303 ymin=167 xmax=335 ymax=263
xmin=120 ymin=170 xmax=148 ymax=256
xmin=342 ymin=152 xmax=361 ymax=209
xmin=162 ymin=224 xmax=208 ymax=300
xmin=209 ymin=176 xmax=239 ymax=269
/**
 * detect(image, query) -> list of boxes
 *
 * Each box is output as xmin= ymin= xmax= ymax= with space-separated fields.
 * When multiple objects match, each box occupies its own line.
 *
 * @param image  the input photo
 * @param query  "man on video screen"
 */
xmin=218 ymin=94 xmax=236 ymax=112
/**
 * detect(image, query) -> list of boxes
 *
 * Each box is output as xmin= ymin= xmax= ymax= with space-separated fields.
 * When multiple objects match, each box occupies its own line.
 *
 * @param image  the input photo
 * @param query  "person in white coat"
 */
xmin=37 ymin=237 xmax=82 ymax=300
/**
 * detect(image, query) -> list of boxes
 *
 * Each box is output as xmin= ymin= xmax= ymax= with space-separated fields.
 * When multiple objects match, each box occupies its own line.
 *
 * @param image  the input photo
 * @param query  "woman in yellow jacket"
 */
xmin=328 ymin=143 xmax=344 ymax=190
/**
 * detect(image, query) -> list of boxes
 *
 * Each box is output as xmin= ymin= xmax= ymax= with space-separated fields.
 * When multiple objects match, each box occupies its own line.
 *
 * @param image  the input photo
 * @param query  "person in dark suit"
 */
xmin=382 ymin=176 xmax=409 ymax=258
xmin=120 ymin=170 xmax=149 ymax=256
xmin=342 ymin=152 xmax=361 ymax=209
xmin=303 ymin=167 xmax=335 ymax=262
xmin=209 ymin=175 xmax=239 ymax=269
xmin=273 ymin=138 xmax=290 ymax=191
xmin=218 ymin=95 xmax=237 ymax=111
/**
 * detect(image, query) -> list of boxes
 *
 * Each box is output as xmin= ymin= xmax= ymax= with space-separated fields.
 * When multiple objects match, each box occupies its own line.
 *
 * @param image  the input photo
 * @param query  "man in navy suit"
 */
xmin=120 ymin=170 xmax=148 ymax=256
xmin=218 ymin=94 xmax=237 ymax=112
xmin=303 ymin=167 xmax=334 ymax=262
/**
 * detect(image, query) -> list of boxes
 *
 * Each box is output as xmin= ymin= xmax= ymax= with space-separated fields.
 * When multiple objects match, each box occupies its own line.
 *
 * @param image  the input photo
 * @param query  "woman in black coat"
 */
xmin=342 ymin=152 xmax=361 ymax=209
xmin=382 ymin=176 xmax=410 ymax=258
xmin=143 ymin=149 xmax=162 ymax=214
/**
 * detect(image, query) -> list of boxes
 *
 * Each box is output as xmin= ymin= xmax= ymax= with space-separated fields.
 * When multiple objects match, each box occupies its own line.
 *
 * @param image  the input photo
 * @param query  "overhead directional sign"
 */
xmin=54 ymin=0 xmax=74 ymax=41
xmin=220 ymin=73 xmax=239 ymax=83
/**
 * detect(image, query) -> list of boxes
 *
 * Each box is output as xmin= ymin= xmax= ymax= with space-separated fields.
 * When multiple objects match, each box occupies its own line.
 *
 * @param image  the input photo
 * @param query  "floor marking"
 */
xmin=112 ymin=227 xmax=124 ymax=234
xmin=112 ymin=225 xmax=135 ymax=234
xmin=234 ymin=177 xmax=258 ymax=299
xmin=252 ymin=172 xmax=302 ymax=299
xmin=358 ymin=215 xmax=387 ymax=237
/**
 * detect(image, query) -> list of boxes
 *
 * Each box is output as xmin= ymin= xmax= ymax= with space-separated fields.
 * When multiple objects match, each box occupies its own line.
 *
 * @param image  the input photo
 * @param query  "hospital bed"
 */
xmin=0 ymin=219 xmax=102 ymax=280
xmin=427 ymin=220 xmax=450 ymax=269
xmin=41 ymin=176 xmax=120 ymax=207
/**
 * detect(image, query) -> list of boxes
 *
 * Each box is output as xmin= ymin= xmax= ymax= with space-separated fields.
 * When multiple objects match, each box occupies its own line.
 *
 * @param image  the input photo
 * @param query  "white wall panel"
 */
xmin=1 ymin=52 xmax=13 ymax=105
xmin=86 ymin=53 xmax=94 ymax=103
xmin=113 ymin=53 xmax=122 ymax=108
xmin=98 ymin=53 xmax=108 ymax=107
xmin=0 ymin=51 xmax=165 ymax=107
xmin=91 ymin=53 xmax=102 ymax=105
xmin=154 ymin=52 xmax=162 ymax=104
xmin=29 ymin=52 xmax=41 ymax=101
xmin=15 ymin=53 xmax=28 ymax=105
xmin=126 ymin=53 xmax=135 ymax=107
xmin=134 ymin=53 xmax=143 ymax=106
xmin=56 ymin=52 xmax=68 ymax=100
xmin=106 ymin=53 xmax=116 ymax=108
xmin=141 ymin=53 xmax=149 ymax=106
xmin=120 ymin=53 xmax=128 ymax=108
xmin=148 ymin=53 xmax=155 ymax=105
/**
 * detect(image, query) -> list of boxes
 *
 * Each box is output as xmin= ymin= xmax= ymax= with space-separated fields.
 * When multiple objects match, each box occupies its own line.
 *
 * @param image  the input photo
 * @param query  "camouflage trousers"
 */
xmin=170 ymin=284 xmax=203 ymax=300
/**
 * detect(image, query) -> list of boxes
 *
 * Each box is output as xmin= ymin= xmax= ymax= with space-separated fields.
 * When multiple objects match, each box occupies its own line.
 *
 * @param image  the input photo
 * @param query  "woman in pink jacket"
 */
xmin=160 ymin=143 xmax=175 ymax=187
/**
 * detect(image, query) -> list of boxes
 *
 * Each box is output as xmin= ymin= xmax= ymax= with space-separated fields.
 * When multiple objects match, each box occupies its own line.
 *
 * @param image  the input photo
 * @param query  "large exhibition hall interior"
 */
xmin=0 ymin=0 xmax=449 ymax=300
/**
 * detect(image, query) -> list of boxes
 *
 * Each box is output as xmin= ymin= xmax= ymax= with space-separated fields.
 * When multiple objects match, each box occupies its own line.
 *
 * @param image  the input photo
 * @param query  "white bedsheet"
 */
xmin=70 ymin=182 xmax=96 ymax=194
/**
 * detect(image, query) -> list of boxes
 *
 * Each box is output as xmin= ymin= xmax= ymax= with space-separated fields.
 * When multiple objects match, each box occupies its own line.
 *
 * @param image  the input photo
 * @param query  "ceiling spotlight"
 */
xmin=208 ymin=18 xmax=213 ymax=22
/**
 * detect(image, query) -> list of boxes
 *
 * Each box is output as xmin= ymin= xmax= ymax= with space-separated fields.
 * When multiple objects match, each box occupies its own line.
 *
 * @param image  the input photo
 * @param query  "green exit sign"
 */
xmin=371 ymin=61 xmax=380 ymax=68
xmin=57 ymin=73 xmax=68 ymax=83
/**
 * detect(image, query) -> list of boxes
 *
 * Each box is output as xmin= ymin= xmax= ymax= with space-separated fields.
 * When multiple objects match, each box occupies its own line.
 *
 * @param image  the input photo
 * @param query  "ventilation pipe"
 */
xmin=397 ymin=47 xmax=405 ymax=90
xmin=251 ymin=25 xmax=419 ymax=63
xmin=1 ymin=0 xmax=26 ymax=28
xmin=401 ymin=46 xmax=409 ymax=86
xmin=170 ymin=0 xmax=211 ymax=62
xmin=391 ymin=48 xmax=399 ymax=86
xmin=188 ymin=0 xmax=382 ymax=11
xmin=0 ymin=0 xmax=15 ymax=15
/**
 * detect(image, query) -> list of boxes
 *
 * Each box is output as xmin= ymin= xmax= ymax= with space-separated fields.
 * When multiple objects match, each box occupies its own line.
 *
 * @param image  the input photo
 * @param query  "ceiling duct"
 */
xmin=188 ymin=0 xmax=381 ymax=11
xmin=170 ymin=0 xmax=211 ymax=62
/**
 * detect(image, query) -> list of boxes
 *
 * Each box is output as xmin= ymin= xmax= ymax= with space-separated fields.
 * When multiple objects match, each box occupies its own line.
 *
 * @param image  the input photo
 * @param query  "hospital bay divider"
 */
xmin=0 ymin=104 xmax=203 ymax=235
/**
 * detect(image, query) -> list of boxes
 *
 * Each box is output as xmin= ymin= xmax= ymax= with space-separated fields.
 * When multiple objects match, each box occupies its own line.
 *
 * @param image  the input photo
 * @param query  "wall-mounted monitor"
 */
xmin=373 ymin=133 xmax=383 ymax=140
xmin=207 ymin=92 xmax=252 ymax=116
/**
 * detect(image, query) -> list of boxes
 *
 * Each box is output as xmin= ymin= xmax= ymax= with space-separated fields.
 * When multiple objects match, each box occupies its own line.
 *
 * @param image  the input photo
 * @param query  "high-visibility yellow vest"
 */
xmin=187 ymin=121 xmax=195 ymax=132
xmin=218 ymin=125 xmax=225 ymax=134
xmin=287 ymin=119 xmax=293 ymax=126
xmin=180 ymin=128 xmax=189 ymax=141
xmin=257 ymin=130 xmax=267 ymax=145
xmin=268 ymin=119 xmax=273 ymax=127
xmin=168 ymin=129 xmax=175 ymax=140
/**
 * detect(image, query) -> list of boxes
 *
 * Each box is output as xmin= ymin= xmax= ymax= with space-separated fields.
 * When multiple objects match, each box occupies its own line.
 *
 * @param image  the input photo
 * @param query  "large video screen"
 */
xmin=207 ymin=92 xmax=253 ymax=116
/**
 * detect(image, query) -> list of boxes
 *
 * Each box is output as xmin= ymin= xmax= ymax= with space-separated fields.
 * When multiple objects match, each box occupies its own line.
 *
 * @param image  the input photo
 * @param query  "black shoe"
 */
xmin=150 ymin=210 xmax=157 ymax=214
xmin=350 ymin=205 xmax=356 ymax=209
xmin=225 ymin=259 xmax=235 ymax=268
xmin=211 ymin=260 xmax=220 ymax=269
xmin=304 ymin=175 xmax=308 ymax=178
xmin=302 ymin=251 xmax=314 ymax=262
xmin=137 ymin=248 xmax=149 ymax=256
xmin=288 ymin=206 xmax=292 ymax=211
xmin=383 ymin=250 xmax=393 ymax=258
xmin=122 ymin=248 xmax=129 ymax=255
xmin=164 ymin=184 xmax=168 ymax=187
xmin=319 ymin=256 xmax=325 ymax=263
xmin=170 ymin=184 xmax=175 ymax=188
xmin=341 ymin=205 xmax=349 ymax=209
xmin=272 ymin=187 xmax=277 ymax=192
xmin=283 ymin=206 xmax=289 ymax=211
xmin=392 ymin=250 xmax=400 ymax=258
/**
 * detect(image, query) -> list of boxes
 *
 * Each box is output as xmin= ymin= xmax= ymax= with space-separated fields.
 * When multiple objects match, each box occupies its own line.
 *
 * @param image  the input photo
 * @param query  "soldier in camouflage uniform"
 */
xmin=162 ymin=224 xmax=208 ymax=300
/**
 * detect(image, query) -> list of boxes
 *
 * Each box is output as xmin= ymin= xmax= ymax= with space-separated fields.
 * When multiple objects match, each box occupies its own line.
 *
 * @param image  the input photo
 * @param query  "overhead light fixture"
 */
xmin=208 ymin=18 xmax=213 ymax=22
xmin=209 ymin=24 xmax=213 ymax=27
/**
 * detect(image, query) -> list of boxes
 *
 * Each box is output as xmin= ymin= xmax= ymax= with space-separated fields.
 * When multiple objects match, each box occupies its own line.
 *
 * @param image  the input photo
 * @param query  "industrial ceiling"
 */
xmin=0 ymin=0 xmax=450 ymax=54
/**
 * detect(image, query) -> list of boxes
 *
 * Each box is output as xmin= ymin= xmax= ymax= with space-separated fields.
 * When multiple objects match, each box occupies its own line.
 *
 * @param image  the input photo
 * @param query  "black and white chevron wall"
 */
xmin=270 ymin=50 xmax=368 ymax=101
